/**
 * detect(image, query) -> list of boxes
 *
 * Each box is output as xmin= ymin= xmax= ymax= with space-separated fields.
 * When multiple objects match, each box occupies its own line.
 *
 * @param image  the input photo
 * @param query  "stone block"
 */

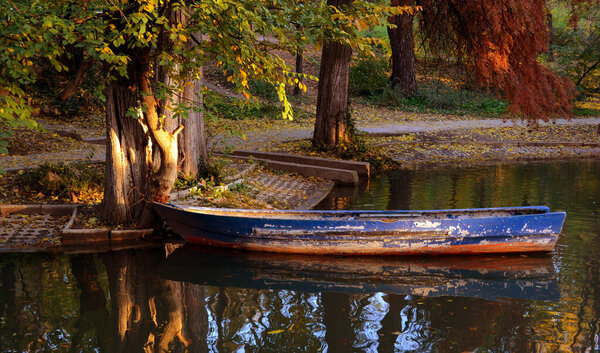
xmin=0 ymin=204 xmax=42 ymax=215
xmin=111 ymin=229 xmax=153 ymax=241
xmin=233 ymin=150 xmax=370 ymax=177
xmin=62 ymin=229 xmax=109 ymax=244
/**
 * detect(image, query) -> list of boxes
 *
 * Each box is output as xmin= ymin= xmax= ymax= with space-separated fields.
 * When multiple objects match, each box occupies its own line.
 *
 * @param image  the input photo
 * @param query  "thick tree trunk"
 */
xmin=101 ymin=54 xmax=180 ymax=227
xmin=313 ymin=0 xmax=352 ymax=149
xmin=293 ymin=50 xmax=303 ymax=96
xmin=101 ymin=79 xmax=153 ymax=226
xmin=179 ymin=75 xmax=207 ymax=175
xmin=162 ymin=67 xmax=207 ymax=176
xmin=159 ymin=11 xmax=207 ymax=176
xmin=388 ymin=0 xmax=417 ymax=97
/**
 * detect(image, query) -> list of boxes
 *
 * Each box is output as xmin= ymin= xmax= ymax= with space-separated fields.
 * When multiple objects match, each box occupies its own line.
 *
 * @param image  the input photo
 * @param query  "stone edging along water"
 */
xmin=0 ymin=204 xmax=154 ymax=248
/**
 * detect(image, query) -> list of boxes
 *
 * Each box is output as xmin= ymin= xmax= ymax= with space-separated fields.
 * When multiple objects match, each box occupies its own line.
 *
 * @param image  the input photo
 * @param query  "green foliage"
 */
xmin=249 ymin=79 xmax=279 ymax=102
xmin=21 ymin=162 xmax=103 ymax=201
xmin=204 ymin=91 xmax=281 ymax=121
xmin=349 ymin=54 xmax=390 ymax=96
xmin=204 ymin=90 xmax=312 ymax=123
xmin=371 ymin=81 xmax=508 ymax=116
xmin=550 ymin=2 xmax=600 ymax=92
xmin=360 ymin=25 xmax=389 ymax=41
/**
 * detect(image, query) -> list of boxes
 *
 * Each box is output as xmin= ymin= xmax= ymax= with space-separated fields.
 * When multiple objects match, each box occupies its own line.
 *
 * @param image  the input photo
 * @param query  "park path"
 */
xmin=3 ymin=116 xmax=600 ymax=171
xmin=212 ymin=116 xmax=600 ymax=150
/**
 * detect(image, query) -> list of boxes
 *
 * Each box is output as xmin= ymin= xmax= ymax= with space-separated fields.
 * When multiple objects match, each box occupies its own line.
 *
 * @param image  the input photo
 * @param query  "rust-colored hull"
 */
xmin=183 ymin=234 xmax=557 ymax=255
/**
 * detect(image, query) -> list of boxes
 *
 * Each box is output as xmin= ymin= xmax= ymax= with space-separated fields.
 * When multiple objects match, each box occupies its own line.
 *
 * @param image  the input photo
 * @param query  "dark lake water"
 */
xmin=2 ymin=160 xmax=600 ymax=352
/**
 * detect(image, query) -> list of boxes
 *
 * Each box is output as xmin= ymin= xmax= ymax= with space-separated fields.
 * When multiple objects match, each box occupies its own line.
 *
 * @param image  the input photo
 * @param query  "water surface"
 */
xmin=2 ymin=160 xmax=600 ymax=352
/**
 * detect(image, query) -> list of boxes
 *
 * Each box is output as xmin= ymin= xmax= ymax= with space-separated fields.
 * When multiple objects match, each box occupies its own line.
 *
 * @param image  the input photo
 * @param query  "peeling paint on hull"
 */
xmin=154 ymin=203 xmax=566 ymax=255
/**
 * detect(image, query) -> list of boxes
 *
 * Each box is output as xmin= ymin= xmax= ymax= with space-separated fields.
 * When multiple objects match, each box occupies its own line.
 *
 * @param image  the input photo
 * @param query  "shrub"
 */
xmin=21 ymin=163 xmax=103 ymax=203
xmin=349 ymin=54 xmax=389 ymax=97
xmin=249 ymin=79 xmax=278 ymax=102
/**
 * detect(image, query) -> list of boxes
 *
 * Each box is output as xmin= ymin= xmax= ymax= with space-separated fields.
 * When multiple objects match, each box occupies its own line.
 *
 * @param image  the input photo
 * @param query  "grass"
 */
xmin=371 ymin=82 xmax=509 ymax=117
xmin=204 ymin=90 xmax=314 ymax=123
xmin=349 ymin=55 xmax=510 ymax=117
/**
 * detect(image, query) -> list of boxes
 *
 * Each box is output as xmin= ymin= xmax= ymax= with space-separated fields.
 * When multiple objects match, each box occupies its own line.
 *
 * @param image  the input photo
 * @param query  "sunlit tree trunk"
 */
xmin=159 ymin=10 xmax=208 ymax=176
xmin=101 ymin=50 xmax=180 ymax=227
xmin=388 ymin=0 xmax=417 ymax=97
xmin=313 ymin=0 xmax=352 ymax=149
xmin=101 ymin=77 xmax=153 ymax=226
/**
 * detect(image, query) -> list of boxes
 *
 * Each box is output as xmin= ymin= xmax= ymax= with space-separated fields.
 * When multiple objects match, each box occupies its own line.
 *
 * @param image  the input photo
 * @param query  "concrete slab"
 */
xmin=228 ymin=155 xmax=359 ymax=184
xmin=233 ymin=150 xmax=370 ymax=177
xmin=111 ymin=229 xmax=153 ymax=241
xmin=0 ymin=204 xmax=43 ymax=215
xmin=62 ymin=229 xmax=110 ymax=244
xmin=41 ymin=204 xmax=78 ymax=216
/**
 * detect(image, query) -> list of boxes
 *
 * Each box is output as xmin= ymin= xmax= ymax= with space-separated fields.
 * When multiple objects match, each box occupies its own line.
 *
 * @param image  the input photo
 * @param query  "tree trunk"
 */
xmin=101 ymin=78 xmax=153 ymax=226
xmin=388 ymin=0 xmax=417 ymax=97
xmin=161 ymin=67 xmax=207 ymax=177
xmin=101 ymin=53 xmax=180 ymax=227
xmin=546 ymin=12 xmax=554 ymax=62
xmin=313 ymin=0 xmax=352 ymax=149
xmin=293 ymin=50 xmax=303 ymax=96
xmin=159 ymin=11 xmax=207 ymax=177
xmin=179 ymin=73 xmax=207 ymax=175
xmin=59 ymin=58 xmax=93 ymax=101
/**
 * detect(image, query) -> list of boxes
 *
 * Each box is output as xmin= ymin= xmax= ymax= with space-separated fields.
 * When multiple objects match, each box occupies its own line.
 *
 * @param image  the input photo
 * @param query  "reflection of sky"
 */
xmin=203 ymin=290 xmax=446 ymax=352
xmin=395 ymin=302 xmax=437 ymax=353
xmin=351 ymin=292 xmax=389 ymax=352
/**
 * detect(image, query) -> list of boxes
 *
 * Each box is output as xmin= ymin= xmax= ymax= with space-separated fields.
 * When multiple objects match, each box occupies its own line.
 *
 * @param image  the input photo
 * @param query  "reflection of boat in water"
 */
xmin=154 ymin=204 xmax=566 ymax=255
xmin=159 ymin=245 xmax=560 ymax=302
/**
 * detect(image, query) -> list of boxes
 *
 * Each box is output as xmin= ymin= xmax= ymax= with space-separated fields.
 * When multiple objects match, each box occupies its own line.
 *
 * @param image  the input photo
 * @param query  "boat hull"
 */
xmin=154 ymin=204 xmax=566 ymax=255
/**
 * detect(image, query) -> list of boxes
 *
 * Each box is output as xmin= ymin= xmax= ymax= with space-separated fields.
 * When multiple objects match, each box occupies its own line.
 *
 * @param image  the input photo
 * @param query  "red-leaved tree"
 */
xmin=418 ymin=0 xmax=574 ymax=120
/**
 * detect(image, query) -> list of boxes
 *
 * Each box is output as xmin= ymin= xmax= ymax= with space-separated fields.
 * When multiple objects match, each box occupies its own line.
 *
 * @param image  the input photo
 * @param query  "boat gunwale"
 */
xmin=158 ymin=203 xmax=553 ymax=221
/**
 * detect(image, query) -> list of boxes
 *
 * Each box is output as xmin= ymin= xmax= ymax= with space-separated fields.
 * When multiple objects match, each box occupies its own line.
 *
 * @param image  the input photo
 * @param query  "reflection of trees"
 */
xmin=70 ymin=254 xmax=114 ymax=352
xmin=323 ymin=292 xmax=353 ymax=352
xmin=205 ymin=288 xmax=326 ymax=352
xmin=0 ymin=254 xmax=80 ymax=351
xmin=101 ymin=247 xmax=208 ymax=353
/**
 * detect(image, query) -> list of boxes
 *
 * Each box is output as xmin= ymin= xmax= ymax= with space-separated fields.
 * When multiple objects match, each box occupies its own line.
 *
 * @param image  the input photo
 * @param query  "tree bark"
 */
xmin=101 ymin=51 xmax=180 ymax=227
xmin=388 ymin=0 xmax=417 ymax=97
xmin=313 ymin=0 xmax=352 ymax=149
xmin=59 ymin=58 xmax=93 ymax=101
xmin=101 ymin=77 xmax=153 ymax=226
xmin=158 ymin=10 xmax=207 ymax=177
xmin=546 ymin=12 xmax=554 ymax=62
xmin=293 ymin=50 xmax=303 ymax=96
xmin=161 ymin=67 xmax=207 ymax=177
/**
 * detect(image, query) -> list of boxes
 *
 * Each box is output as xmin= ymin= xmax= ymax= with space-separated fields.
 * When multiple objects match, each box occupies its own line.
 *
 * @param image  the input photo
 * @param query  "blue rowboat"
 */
xmin=159 ymin=245 xmax=560 ymax=301
xmin=153 ymin=203 xmax=566 ymax=255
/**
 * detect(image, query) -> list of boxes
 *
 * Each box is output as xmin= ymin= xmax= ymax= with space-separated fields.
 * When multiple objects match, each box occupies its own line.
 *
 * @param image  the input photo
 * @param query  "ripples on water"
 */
xmin=1 ymin=160 xmax=600 ymax=352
